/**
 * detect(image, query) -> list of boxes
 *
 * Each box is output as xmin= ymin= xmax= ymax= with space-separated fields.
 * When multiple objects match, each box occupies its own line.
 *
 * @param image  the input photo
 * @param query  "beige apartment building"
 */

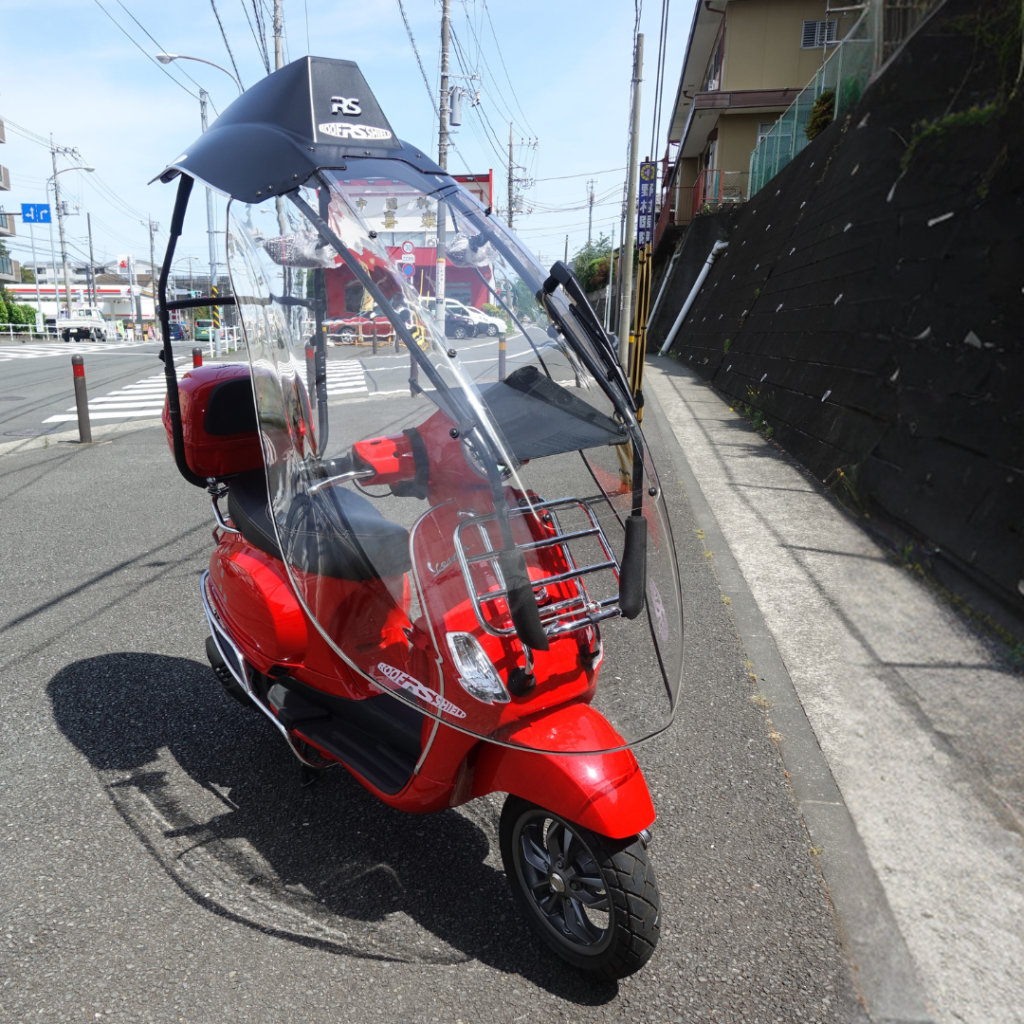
xmin=654 ymin=0 xmax=858 ymax=250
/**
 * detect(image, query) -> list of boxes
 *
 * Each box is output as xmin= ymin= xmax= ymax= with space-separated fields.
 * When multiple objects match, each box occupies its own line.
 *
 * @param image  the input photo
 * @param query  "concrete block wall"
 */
xmin=650 ymin=0 xmax=1024 ymax=617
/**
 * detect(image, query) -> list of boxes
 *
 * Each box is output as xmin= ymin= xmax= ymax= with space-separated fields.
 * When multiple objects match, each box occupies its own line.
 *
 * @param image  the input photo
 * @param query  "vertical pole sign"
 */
xmin=21 ymin=204 xmax=51 ymax=326
xmin=630 ymin=161 xmax=658 ymax=414
xmin=636 ymin=161 xmax=657 ymax=249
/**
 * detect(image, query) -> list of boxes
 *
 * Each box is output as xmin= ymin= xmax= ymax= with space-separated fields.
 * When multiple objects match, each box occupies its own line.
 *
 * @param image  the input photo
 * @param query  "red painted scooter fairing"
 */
xmin=186 ymin=162 xmax=681 ymax=838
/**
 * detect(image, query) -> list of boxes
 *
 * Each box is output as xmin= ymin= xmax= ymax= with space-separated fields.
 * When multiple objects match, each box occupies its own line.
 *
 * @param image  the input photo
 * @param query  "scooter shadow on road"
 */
xmin=47 ymin=652 xmax=619 ymax=1004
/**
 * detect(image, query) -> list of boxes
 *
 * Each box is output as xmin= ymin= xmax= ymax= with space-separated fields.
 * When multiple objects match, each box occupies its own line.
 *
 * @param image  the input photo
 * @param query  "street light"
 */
xmin=155 ymin=53 xmax=243 ymax=94
xmin=49 ymin=156 xmax=96 ymax=321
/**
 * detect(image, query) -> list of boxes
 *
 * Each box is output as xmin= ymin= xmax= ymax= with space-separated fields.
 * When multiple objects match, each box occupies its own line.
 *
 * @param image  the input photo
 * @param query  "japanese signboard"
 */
xmin=636 ymin=161 xmax=657 ymax=248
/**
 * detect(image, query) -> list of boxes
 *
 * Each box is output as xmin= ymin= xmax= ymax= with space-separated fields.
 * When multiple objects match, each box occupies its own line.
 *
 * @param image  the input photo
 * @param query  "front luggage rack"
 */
xmin=454 ymin=497 xmax=621 ymax=641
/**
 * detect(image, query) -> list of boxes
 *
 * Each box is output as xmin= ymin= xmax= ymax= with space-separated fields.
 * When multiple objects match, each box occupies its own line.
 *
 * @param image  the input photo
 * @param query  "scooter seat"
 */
xmin=227 ymin=470 xmax=410 ymax=580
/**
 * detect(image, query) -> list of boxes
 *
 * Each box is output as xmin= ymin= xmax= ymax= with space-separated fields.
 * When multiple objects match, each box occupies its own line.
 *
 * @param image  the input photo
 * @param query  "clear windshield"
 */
xmin=225 ymin=162 xmax=682 ymax=755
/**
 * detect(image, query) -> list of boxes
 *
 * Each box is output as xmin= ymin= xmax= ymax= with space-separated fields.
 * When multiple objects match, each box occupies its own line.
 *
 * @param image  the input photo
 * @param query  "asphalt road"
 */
xmin=0 ymin=378 xmax=864 ymax=1022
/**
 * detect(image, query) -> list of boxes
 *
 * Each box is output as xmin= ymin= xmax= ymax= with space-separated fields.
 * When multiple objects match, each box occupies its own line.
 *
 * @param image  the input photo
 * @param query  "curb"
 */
xmin=644 ymin=365 xmax=934 ymax=1024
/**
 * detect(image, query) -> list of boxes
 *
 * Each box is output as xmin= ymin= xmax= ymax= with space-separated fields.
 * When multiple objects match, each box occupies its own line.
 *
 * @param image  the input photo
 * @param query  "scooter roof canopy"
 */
xmin=155 ymin=56 xmax=440 ymax=203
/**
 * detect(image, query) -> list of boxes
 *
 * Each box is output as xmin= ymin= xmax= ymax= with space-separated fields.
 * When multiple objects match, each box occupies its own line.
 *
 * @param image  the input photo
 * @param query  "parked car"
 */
xmin=168 ymin=322 xmax=186 ymax=341
xmin=324 ymin=308 xmax=395 ymax=346
xmin=447 ymin=299 xmax=506 ymax=337
xmin=443 ymin=311 xmax=477 ymax=340
xmin=194 ymin=319 xmax=214 ymax=341
xmin=422 ymin=297 xmax=506 ymax=337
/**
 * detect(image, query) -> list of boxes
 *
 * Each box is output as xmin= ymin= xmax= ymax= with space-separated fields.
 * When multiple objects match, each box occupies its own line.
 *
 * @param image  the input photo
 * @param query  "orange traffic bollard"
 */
xmin=71 ymin=354 xmax=92 ymax=443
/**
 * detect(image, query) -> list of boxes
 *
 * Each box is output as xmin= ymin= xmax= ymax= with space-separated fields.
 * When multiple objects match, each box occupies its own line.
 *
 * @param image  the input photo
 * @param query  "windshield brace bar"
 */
xmin=165 ymin=295 xmax=237 ymax=311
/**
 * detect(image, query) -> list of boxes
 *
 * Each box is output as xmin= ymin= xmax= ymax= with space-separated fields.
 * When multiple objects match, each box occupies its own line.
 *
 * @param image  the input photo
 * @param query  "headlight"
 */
xmin=446 ymin=632 xmax=510 ymax=704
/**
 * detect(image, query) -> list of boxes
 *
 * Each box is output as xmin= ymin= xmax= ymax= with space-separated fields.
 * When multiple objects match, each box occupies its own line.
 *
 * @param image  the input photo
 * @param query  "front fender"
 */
xmin=468 ymin=702 xmax=656 ymax=840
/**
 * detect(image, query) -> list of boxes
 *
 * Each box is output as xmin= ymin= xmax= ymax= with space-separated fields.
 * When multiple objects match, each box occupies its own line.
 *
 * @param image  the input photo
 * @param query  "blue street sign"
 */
xmin=21 ymin=203 xmax=51 ymax=224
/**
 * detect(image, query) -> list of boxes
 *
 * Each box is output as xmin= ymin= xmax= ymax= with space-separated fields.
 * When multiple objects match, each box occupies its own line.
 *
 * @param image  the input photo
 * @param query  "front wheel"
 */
xmin=499 ymin=796 xmax=659 ymax=978
xmin=485 ymin=323 xmax=499 ymax=337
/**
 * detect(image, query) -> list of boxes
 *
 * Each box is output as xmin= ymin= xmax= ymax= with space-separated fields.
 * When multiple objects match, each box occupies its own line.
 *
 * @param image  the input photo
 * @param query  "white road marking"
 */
xmin=42 ymin=367 xmax=185 ymax=423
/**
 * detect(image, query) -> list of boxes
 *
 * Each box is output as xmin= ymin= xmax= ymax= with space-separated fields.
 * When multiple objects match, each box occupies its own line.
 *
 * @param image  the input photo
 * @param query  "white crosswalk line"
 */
xmin=324 ymin=360 xmax=368 ymax=395
xmin=42 ymin=363 xmax=186 ymax=423
xmin=0 ymin=341 xmax=150 ymax=362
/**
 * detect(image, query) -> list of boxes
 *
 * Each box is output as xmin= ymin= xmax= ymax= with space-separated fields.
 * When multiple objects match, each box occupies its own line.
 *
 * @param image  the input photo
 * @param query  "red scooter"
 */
xmin=156 ymin=56 xmax=682 ymax=978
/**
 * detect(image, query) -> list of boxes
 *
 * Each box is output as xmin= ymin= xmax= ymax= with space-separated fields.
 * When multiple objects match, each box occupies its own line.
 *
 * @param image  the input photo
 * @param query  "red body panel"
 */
xmin=200 ymin=395 xmax=656 ymax=841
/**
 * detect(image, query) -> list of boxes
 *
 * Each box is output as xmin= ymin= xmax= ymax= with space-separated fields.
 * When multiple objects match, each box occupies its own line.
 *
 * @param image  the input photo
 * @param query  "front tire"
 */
xmin=485 ymin=323 xmax=499 ymax=337
xmin=499 ymin=796 xmax=659 ymax=978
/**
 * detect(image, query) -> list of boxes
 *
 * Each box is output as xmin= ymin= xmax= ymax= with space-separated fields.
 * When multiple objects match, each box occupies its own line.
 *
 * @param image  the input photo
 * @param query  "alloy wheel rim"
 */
xmin=513 ymin=812 xmax=613 ymax=953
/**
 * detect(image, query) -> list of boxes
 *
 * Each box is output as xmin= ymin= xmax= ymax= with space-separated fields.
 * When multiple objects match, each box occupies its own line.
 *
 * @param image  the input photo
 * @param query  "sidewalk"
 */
xmin=645 ymin=360 xmax=1024 ymax=1024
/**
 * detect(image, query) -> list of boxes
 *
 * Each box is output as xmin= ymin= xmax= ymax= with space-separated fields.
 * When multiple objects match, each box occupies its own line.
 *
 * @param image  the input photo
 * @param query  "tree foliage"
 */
xmin=572 ymin=233 xmax=613 ymax=293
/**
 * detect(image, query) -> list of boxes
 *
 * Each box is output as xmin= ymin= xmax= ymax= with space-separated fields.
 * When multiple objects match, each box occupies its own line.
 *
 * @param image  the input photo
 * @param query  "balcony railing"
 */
xmin=692 ymin=169 xmax=749 ymax=219
xmin=748 ymin=9 xmax=873 ymax=196
xmin=748 ymin=1 xmax=940 ymax=197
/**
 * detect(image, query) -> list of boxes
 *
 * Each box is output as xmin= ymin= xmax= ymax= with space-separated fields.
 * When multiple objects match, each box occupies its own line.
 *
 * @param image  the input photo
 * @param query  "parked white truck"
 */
xmin=47 ymin=308 xmax=111 ymax=342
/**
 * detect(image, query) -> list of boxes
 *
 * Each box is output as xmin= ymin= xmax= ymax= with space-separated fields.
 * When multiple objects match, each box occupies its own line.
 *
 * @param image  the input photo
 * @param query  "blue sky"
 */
xmin=0 ymin=0 xmax=695 ymax=275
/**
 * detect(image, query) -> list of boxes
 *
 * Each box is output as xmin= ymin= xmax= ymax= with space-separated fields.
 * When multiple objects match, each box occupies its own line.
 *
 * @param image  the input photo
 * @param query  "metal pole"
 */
xmin=507 ymin=122 xmax=515 ymax=230
xmin=604 ymin=222 xmax=616 ymax=331
xmin=148 ymin=216 xmax=158 ymax=335
xmin=193 ymin=346 xmax=203 ymax=367
xmin=86 ymin=212 xmax=96 ymax=307
xmin=435 ymin=0 xmax=450 ymax=339
xmin=198 ymin=91 xmax=220 ymax=320
xmin=131 ymin=257 xmax=142 ymax=337
xmin=587 ymin=179 xmax=596 ymax=246
xmin=71 ymin=354 xmax=92 ymax=443
xmin=29 ymin=221 xmax=43 ymax=325
xmin=46 ymin=211 xmax=58 ymax=332
xmin=51 ymin=136 xmax=73 ymax=321
xmin=618 ymin=33 xmax=644 ymax=370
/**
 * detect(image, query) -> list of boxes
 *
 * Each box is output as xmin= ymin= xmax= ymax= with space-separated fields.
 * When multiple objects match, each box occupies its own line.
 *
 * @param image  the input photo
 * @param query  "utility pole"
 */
xmin=50 ymin=135 xmax=74 ymax=321
xmin=273 ymin=0 xmax=289 ymax=239
xmin=507 ymin=123 xmax=515 ymax=230
xmin=273 ymin=0 xmax=284 ymax=71
xmin=86 ymin=213 xmax=96 ymax=307
xmin=564 ymin=235 xmax=568 ymax=263
xmin=604 ymin=221 xmax=616 ymax=332
xmin=199 ymin=90 xmax=219 ymax=310
xmin=586 ymin=179 xmax=596 ymax=246
xmin=617 ymin=33 xmax=644 ymax=370
xmin=148 ymin=217 xmax=159 ymax=333
xmin=435 ymin=0 xmax=451 ymax=337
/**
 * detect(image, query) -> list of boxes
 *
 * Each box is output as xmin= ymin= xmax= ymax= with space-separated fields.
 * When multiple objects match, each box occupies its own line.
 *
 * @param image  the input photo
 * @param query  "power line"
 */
xmin=91 ymin=0 xmax=196 ymax=96
xmin=243 ymin=0 xmax=271 ymax=73
xmin=533 ymin=167 xmax=627 ymax=183
xmin=101 ymin=0 xmax=201 ymax=96
xmin=480 ymin=0 xmax=536 ymax=136
xmin=396 ymin=0 xmax=439 ymax=120
xmin=209 ymin=0 xmax=245 ymax=89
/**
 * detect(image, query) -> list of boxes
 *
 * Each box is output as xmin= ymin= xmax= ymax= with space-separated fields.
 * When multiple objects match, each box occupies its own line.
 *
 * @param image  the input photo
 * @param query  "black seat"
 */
xmin=227 ymin=470 xmax=410 ymax=580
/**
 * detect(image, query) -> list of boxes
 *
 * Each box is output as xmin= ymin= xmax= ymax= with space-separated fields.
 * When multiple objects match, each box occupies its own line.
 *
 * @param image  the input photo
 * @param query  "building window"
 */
xmin=703 ymin=25 xmax=725 ymax=91
xmin=757 ymin=122 xmax=776 ymax=144
xmin=801 ymin=19 xmax=837 ymax=48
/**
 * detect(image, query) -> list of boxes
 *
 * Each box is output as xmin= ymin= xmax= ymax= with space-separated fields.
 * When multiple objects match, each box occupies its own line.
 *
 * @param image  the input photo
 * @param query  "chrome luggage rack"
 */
xmin=453 ymin=496 xmax=621 ymax=641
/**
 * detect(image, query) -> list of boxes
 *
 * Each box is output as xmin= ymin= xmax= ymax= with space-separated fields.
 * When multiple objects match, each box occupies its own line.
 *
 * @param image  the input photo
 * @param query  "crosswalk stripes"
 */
xmin=42 ymin=362 xmax=187 ymax=424
xmin=324 ymin=360 xmax=368 ymax=396
xmin=0 ymin=341 xmax=150 ymax=362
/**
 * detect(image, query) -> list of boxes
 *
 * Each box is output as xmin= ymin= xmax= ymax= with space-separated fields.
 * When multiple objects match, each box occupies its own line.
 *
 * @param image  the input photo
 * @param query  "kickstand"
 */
xmin=300 ymin=764 xmax=321 ymax=788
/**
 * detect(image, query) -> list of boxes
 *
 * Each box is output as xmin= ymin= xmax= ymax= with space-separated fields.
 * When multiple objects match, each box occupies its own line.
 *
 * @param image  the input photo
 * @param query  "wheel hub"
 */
xmin=549 ymin=872 xmax=566 ymax=893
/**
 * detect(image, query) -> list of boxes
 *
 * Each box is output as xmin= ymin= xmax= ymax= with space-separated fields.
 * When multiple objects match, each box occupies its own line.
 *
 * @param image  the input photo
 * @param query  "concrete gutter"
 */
xmin=645 ymin=360 xmax=1024 ymax=1024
